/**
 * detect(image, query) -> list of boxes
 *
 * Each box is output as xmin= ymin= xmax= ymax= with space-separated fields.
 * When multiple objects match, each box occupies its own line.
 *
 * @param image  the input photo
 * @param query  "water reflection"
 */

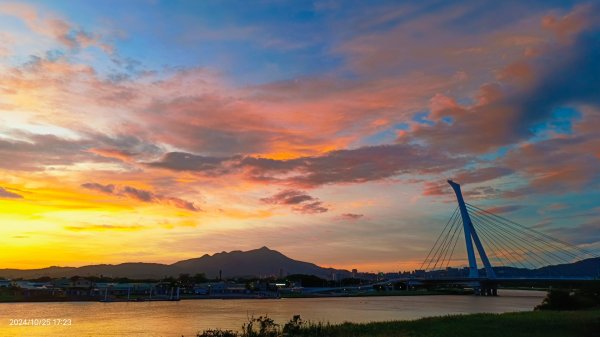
xmin=0 ymin=290 xmax=545 ymax=337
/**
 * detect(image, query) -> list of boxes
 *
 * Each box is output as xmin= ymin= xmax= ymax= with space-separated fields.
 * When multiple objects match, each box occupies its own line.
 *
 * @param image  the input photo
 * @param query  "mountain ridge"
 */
xmin=1 ymin=247 xmax=597 ymax=280
xmin=0 ymin=246 xmax=351 ymax=280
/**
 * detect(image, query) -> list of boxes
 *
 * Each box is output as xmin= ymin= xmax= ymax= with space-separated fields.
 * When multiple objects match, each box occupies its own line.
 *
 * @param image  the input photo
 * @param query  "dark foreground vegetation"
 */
xmin=535 ymin=284 xmax=600 ymax=310
xmin=195 ymin=286 xmax=600 ymax=337
xmin=195 ymin=310 xmax=600 ymax=337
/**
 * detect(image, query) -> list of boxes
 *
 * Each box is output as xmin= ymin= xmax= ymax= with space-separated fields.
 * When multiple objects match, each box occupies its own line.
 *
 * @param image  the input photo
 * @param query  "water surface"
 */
xmin=0 ymin=290 xmax=545 ymax=337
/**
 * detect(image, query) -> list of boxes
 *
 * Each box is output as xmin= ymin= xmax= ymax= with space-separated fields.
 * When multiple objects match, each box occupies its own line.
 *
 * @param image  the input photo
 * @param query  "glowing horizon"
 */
xmin=1 ymin=0 xmax=599 ymax=273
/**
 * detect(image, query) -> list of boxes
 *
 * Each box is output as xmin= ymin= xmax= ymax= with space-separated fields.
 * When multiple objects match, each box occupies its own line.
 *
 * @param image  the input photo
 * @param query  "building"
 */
xmin=94 ymin=282 xmax=155 ymax=297
xmin=193 ymin=281 xmax=252 ymax=296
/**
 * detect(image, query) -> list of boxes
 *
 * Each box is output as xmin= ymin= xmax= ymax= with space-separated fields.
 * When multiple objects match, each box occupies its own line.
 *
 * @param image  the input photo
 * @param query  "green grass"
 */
xmin=308 ymin=310 xmax=600 ymax=337
xmin=196 ymin=310 xmax=600 ymax=337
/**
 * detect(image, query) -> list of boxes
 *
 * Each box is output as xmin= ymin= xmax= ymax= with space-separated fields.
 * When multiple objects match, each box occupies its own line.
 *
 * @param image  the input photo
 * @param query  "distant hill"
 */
xmin=2 ymin=248 xmax=596 ymax=280
xmin=493 ymin=257 xmax=600 ymax=278
xmin=172 ymin=246 xmax=345 ymax=279
xmin=0 ymin=263 xmax=172 ymax=280
xmin=535 ymin=257 xmax=600 ymax=277
xmin=0 ymin=247 xmax=350 ymax=280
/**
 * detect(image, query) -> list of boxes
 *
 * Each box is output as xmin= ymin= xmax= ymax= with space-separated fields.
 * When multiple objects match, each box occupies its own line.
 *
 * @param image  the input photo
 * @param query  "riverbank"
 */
xmin=196 ymin=309 xmax=600 ymax=337
xmin=0 ymin=292 xmax=547 ymax=336
xmin=0 ymin=288 xmax=475 ymax=302
xmin=280 ymin=288 xmax=473 ymax=298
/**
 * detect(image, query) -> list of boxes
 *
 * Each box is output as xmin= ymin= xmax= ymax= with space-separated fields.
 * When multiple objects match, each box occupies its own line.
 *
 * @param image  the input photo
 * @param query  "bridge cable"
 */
xmin=470 ymin=214 xmax=561 ymax=277
xmin=434 ymin=213 xmax=463 ymax=272
xmin=420 ymin=207 xmax=459 ymax=270
xmin=470 ymin=219 xmax=508 ymax=276
xmin=472 ymin=216 xmax=536 ymax=270
xmin=471 ymin=216 xmax=530 ymax=271
xmin=471 ymin=212 xmax=574 ymax=278
xmin=429 ymin=211 xmax=461 ymax=272
xmin=444 ymin=223 xmax=463 ymax=270
xmin=470 ymin=211 xmax=557 ymax=268
xmin=424 ymin=212 xmax=458 ymax=272
xmin=467 ymin=202 xmax=595 ymax=256
xmin=428 ymin=211 xmax=460 ymax=272
xmin=467 ymin=205 xmax=580 ymax=265
xmin=469 ymin=212 xmax=551 ymax=269
xmin=469 ymin=207 xmax=580 ymax=263
xmin=441 ymin=219 xmax=463 ymax=269
xmin=420 ymin=207 xmax=459 ymax=271
xmin=467 ymin=203 xmax=598 ymax=259
xmin=469 ymin=212 xmax=571 ymax=277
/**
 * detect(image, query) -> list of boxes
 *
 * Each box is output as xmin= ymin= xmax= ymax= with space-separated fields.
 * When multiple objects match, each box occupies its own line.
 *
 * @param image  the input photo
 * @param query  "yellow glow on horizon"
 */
xmin=0 ymin=168 xmax=319 ymax=270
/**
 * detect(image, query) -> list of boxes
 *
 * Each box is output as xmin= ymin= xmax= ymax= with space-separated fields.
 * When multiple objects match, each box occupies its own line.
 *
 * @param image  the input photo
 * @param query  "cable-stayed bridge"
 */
xmin=404 ymin=180 xmax=599 ymax=295
xmin=303 ymin=180 xmax=598 ymax=296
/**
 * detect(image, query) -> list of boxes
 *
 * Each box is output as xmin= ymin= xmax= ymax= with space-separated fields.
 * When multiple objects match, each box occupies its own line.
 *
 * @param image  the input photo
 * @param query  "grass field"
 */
xmin=197 ymin=310 xmax=600 ymax=337
xmin=316 ymin=310 xmax=600 ymax=337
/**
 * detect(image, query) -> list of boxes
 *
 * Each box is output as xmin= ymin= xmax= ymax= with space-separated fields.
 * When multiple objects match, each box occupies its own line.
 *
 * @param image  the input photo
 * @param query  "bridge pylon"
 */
xmin=447 ymin=180 xmax=496 ymax=279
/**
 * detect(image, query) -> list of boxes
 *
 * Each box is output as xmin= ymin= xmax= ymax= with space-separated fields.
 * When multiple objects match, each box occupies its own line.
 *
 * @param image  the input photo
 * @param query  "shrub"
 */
xmin=242 ymin=315 xmax=280 ymax=337
xmin=197 ymin=329 xmax=238 ymax=337
xmin=535 ymin=288 xmax=599 ymax=311
xmin=282 ymin=315 xmax=303 ymax=334
xmin=197 ymin=315 xmax=330 ymax=337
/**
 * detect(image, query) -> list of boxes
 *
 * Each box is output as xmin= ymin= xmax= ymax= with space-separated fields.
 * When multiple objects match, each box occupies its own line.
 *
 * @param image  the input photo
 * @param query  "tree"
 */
xmin=193 ymin=273 xmax=208 ymax=284
xmin=535 ymin=286 xmax=600 ymax=311
xmin=178 ymin=273 xmax=191 ymax=285
xmin=31 ymin=276 xmax=52 ymax=282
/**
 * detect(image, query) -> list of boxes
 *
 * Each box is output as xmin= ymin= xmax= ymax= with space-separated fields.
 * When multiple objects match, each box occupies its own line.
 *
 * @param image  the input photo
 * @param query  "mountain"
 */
xmin=493 ymin=257 xmax=600 ymax=278
xmin=0 ymin=263 xmax=172 ymax=280
xmin=535 ymin=257 xmax=600 ymax=277
xmin=172 ymin=246 xmax=345 ymax=279
xmin=2 ymin=248 xmax=596 ymax=280
xmin=0 ymin=247 xmax=350 ymax=280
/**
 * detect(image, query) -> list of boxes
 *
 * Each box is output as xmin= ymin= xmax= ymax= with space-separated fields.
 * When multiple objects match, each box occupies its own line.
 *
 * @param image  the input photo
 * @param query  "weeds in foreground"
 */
xmin=195 ymin=310 xmax=600 ymax=337
xmin=197 ymin=315 xmax=328 ymax=337
xmin=197 ymin=330 xmax=238 ymax=337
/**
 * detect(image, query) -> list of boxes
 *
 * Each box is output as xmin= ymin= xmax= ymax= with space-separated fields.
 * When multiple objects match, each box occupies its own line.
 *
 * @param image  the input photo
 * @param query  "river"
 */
xmin=0 ymin=290 xmax=545 ymax=337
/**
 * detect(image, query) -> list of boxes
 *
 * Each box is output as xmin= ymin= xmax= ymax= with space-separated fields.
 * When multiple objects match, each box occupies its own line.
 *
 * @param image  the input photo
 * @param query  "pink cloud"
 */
xmin=81 ymin=182 xmax=200 ymax=212
xmin=0 ymin=2 xmax=112 ymax=52
xmin=542 ymin=4 xmax=593 ymax=41
xmin=482 ymin=205 xmax=523 ymax=214
xmin=0 ymin=186 xmax=23 ymax=199
xmin=149 ymin=142 xmax=464 ymax=189
xmin=404 ymin=4 xmax=600 ymax=157
xmin=340 ymin=213 xmax=364 ymax=220
xmin=261 ymin=189 xmax=328 ymax=214
xmin=292 ymin=201 xmax=328 ymax=214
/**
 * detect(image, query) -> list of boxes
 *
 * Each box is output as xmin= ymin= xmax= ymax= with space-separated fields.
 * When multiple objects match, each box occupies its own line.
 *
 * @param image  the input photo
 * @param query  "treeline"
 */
xmin=8 ymin=273 xmax=371 ymax=288
xmin=535 ymin=282 xmax=600 ymax=310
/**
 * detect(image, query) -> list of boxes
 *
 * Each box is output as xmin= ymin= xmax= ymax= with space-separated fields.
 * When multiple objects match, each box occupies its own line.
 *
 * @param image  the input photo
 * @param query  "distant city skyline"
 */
xmin=0 ymin=0 xmax=599 ymax=272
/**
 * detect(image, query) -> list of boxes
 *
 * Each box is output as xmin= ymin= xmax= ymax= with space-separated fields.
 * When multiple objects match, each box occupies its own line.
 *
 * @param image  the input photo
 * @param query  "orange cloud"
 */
xmin=0 ymin=186 xmax=22 ymax=199
xmin=64 ymin=224 xmax=145 ymax=232
xmin=88 ymin=148 xmax=136 ymax=162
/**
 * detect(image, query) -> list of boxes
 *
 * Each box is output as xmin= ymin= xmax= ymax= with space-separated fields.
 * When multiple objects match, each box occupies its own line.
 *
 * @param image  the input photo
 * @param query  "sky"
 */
xmin=0 ymin=0 xmax=599 ymax=273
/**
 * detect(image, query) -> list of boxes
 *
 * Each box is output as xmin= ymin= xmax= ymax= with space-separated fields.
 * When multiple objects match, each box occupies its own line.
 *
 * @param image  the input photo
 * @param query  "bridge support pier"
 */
xmin=475 ymin=282 xmax=498 ymax=296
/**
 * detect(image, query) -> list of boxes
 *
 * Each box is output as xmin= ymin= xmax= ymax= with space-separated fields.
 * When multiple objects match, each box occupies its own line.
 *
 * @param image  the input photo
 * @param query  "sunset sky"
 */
xmin=0 ymin=0 xmax=599 ymax=272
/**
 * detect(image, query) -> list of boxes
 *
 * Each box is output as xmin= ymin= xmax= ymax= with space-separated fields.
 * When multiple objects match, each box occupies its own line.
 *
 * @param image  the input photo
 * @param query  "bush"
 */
xmin=242 ymin=316 xmax=279 ymax=337
xmin=282 ymin=315 xmax=303 ymax=335
xmin=197 ymin=315 xmax=329 ymax=337
xmin=197 ymin=330 xmax=238 ymax=337
xmin=535 ymin=288 xmax=599 ymax=310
